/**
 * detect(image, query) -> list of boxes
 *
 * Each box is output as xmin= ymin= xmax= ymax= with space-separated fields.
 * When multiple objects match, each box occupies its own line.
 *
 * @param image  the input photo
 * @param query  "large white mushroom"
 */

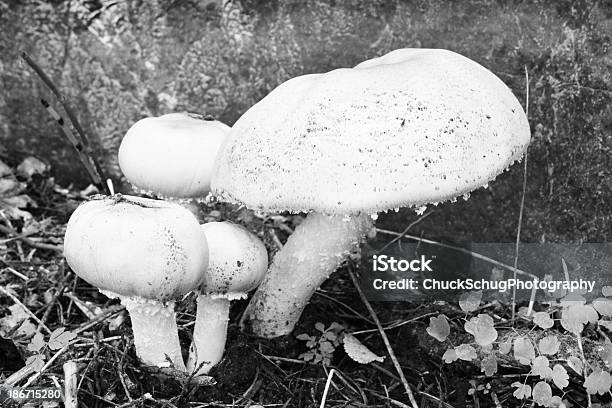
xmin=211 ymin=48 xmax=531 ymax=338
xmin=64 ymin=195 xmax=209 ymax=369
xmin=187 ymin=221 xmax=267 ymax=375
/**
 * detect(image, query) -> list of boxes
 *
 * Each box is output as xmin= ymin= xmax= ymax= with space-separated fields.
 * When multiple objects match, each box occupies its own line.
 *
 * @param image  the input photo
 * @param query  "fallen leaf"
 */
xmin=343 ymin=334 xmax=384 ymax=364
xmin=426 ymin=315 xmax=450 ymax=342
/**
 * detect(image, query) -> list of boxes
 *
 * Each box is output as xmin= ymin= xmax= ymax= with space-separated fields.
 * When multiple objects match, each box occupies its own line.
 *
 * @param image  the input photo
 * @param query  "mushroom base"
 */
xmin=187 ymin=296 xmax=230 ymax=375
xmin=241 ymin=212 xmax=373 ymax=338
xmin=120 ymin=296 xmax=186 ymax=370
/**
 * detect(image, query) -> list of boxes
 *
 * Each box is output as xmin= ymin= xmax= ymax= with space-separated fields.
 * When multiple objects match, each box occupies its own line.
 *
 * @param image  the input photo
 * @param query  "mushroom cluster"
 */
xmin=64 ymin=112 xmax=267 ymax=374
xmin=63 ymin=47 xmax=531 ymax=373
xmin=211 ymin=48 xmax=531 ymax=338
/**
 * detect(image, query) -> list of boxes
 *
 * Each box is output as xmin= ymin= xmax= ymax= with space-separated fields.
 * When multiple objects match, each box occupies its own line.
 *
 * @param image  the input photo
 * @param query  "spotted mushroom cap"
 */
xmin=63 ymin=195 xmax=209 ymax=302
xmin=211 ymin=48 xmax=531 ymax=215
xmin=199 ymin=221 xmax=268 ymax=299
xmin=119 ymin=113 xmax=229 ymax=198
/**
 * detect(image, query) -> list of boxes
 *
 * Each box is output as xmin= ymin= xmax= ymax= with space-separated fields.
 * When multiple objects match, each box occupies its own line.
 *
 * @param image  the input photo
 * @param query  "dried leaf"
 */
xmin=426 ymin=315 xmax=450 ymax=342
xmin=498 ymin=339 xmax=512 ymax=355
xmin=27 ymin=332 xmax=46 ymax=352
xmin=481 ymin=354 xmax=497 ymax=377
xmin=343 ymin=334 xmax=384 ymax=364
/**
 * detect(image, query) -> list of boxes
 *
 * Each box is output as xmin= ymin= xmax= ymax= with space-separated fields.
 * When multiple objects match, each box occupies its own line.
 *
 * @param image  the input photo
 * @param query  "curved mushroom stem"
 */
xmin=187 ymin=296 xmax=230 ymax=375
xmin=121 ymin=297 xmax=186 ymax=371
xmin=241 ymin=212 xmax=373 ymax=338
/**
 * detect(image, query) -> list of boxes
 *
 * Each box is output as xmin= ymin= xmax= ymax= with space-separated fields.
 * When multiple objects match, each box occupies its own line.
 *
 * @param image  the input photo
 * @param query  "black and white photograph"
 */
xmin=0 ymin=1 xmax=611 ymax=407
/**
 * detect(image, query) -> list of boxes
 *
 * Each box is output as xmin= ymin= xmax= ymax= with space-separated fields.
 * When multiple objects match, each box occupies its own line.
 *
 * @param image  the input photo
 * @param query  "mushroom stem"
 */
xmin=187 ymin=296 xmax=230 ymax=375
xmin=121 ymin=297 xmax=186 ymax=370
xmin=241 ymin=212 xmax=373 ymax=338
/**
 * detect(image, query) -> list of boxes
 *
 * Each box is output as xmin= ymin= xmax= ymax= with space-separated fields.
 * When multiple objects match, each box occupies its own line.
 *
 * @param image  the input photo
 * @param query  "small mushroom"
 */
xmin=63 ymin=195 xmax=209 ymax=369
xmin=187 ymin=221 xmax=267 ymax=375
xmin=118 ymin=112 xmax=229 ymax=198
xmin=211 ymin=48 xmax=531 ymax=337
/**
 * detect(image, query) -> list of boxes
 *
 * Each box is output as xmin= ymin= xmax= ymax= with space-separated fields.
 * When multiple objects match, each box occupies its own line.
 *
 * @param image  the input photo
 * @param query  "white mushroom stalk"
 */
xmin=212 ymin=48 xmax=531 ymax=338
xmin=187 ymin=222 xmax=267 ymax=375
xmin=241 ymin=212 xmax=372 ymax=337
xmin=64 ymin=195 xmax=209 ymax=369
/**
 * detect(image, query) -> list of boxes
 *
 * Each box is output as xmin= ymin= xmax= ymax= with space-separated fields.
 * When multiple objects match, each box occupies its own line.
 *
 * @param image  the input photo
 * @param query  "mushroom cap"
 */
xmin=119 ymin=113 xmax=229 ymax=198
xmin=211 ymin=48 xmax=531 ymax=215
xmin=200 ymin=221 xmax=268 ymax=298
xmin=63 ymin=195 xmax=209 ymax=302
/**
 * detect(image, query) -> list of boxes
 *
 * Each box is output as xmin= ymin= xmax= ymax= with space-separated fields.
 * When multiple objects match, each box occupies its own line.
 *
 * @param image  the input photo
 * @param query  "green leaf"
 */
xmin=533 ymin=312 xmax=554 ymax=329
xmin=560 ymin=304 xmax=598 ymax=334
xmin=593 ymin=298 xmax=612 ymax=317
xmin=532 ymin=356 xmax=552 ymax=380
xmin=567 ymin=356 xmax=583 ymax=375
xmin=600 ymin=343 xmax=612 ymax=368
xmin=511 ymin=382 xmax=531 ymax=399
xmin=296 ymin=333 xmax=314 ymax=341
xmin=25 ymin=354 xmax=45 ymax=372
xmin=552 ymin=364 xmax=569 ymax=389
xmin=514 ymin=337 xmax=535 ymax=365
xmin=532 ymin=381 xmax=553 ymax=407
xmin=583 ymin=370 xmax=612 ymax=395
xmin=47 ymin=328 xmax=76 ymax=350
xmin=426 ymin=315 xmax=450 ymax=342
xmin=602 ymin=286 xmax=612 ymax=297
xmin=314 ymin=322 xmax=325 ymax=332
xmin=442 ymin=348 xmax=457 ymax=363
xmin=455 ymin=344 xmax=477 ymax=361
xmin=27 ymin=332 xmax=46 ymax=352
xmin=539 ymin=335 xmax=561 ymax=356
xmin=498 ymin=339 xmax=512 ymax=355
xmin=459 ymin=291 xmax=482 ymax=312
xmin=464 ymin=314 xmax=497 ymax=346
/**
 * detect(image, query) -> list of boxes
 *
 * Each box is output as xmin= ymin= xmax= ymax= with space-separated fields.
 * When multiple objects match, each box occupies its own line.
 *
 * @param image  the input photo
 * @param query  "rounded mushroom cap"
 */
xmin=63 ymin=195 xmax=209 ymax=302
xmin=119 ymin=113 xmax=229 ymax=198
xmin=200 ymin=221 xmax=268 ymax=298
xmin=212 ymin=48 xmax=531 ymax=215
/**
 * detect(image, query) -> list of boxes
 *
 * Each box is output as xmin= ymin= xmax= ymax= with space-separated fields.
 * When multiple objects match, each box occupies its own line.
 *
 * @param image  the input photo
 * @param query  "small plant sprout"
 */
xmin=187 ymin=221 xmax=268 ymax=375
xmin=63 ymin=195 xmax=209 ymax=370
xmin=212 ymin=48 xmax=531 ymax=337
xmin=118 ymin=112 xmax=230 ymax=198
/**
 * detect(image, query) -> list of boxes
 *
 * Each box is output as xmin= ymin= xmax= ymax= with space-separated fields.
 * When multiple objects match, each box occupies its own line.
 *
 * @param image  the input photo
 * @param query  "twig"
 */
xmin=375 ymin=229 xmax=537 ymax=280
xmin=376 ymin=211 xmax=434 ymax=254
xmin=347 ymin=266 xmax=419 ymax=408
xmin=63 ymin=360 xmax=79 ymax=408
xmin=20 ymin=52 xmax=109 ymax=194
xmin=0 ymin=223 xmax=63 ymax=252
xmin=0 ymin=285 xmax=52 ymax=333
xmin=23 ymin=342 xmax=74 ymax=387
xmin=512 ymin=65 xmax=530 ymax=320
xmin=319 ymin=368 xmax=335 ymax=408
xmin=40 ymin=98 xmax=102 ymax=189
